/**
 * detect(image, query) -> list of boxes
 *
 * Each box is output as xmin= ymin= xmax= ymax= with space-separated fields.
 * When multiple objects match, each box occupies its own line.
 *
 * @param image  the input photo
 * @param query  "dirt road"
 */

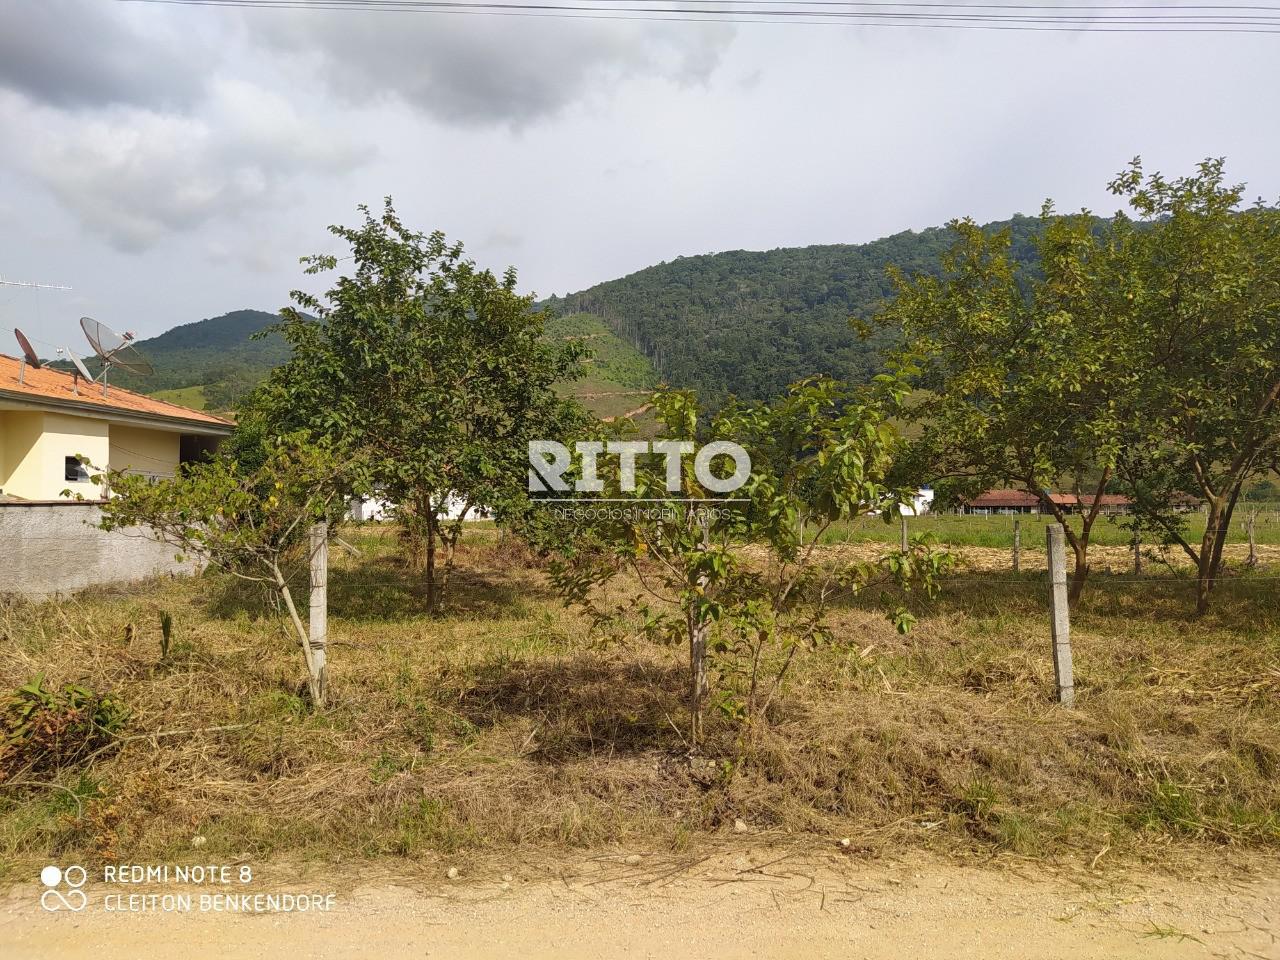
xmin=2 ymin=851 xmax=1276 ymax=959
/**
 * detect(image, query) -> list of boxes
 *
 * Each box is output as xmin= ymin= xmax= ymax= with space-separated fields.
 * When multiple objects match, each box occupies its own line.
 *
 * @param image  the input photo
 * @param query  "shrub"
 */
xmin=0 ymin=675 xmax=129 ymax=778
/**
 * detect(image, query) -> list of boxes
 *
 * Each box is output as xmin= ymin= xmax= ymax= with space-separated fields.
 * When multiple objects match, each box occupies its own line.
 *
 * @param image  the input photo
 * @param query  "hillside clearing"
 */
xmin=149 ymin=384 xmax=208 ymax=411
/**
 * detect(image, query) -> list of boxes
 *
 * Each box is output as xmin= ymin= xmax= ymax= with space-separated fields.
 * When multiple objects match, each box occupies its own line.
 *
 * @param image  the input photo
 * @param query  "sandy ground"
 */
xmin=2 ymin=851 xmax=1277 ymax=959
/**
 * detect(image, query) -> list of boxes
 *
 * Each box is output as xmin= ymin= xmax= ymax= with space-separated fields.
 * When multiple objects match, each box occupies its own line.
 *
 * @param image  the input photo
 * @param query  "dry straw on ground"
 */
xmin=1 ymin=527 xmax=1277 ymax=880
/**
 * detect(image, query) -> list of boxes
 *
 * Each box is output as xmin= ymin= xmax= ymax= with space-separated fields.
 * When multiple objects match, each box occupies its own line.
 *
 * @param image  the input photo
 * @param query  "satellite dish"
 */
xmin=14 ymin=328 xmax=41 ymax=368
xmin=13 ymin=328 xmax=43 ymax=385
xmin=80 ymin=316 xmax=154 ymax=377
xmin=56 ymin=349 xmax=93 ymax=397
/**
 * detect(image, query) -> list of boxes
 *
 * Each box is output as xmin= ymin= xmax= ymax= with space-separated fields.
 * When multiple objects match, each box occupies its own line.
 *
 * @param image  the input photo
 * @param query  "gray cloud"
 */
xmin=246 ymin=13 xmax=735 ymax=127
xmin=0 ymin=1 xmax=1277 ymax=353
xmin=0 ymin=0 xmax=210 ymax=109
xmin=0 ymin=80 xmax=372 ymax=252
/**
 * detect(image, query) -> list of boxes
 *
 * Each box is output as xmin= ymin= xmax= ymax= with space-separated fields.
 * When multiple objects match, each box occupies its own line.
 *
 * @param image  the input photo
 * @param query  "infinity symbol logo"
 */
xmin=40 ymin=865 xmax=88 ymax=912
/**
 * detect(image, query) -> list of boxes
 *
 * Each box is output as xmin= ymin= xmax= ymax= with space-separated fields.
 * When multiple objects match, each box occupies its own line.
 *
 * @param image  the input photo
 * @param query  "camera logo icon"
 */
xmin=40 ymin=865 xmax=87 ymax=912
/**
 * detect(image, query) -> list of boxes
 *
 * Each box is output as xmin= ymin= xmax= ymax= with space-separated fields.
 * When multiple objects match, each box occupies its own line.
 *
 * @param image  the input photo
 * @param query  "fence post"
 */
xmin=1046 ymin=524 xmax=1075 ymax=708
xmin=1012 ymin=519 xmax=1021 ymax=573
xmin=1248 ymin=510 xmax=1257 ymax=568
xmin=900 ymin=514 xmax=909 ymax=553
xmin=309 ymin=520 xmax=329 ymax=704
xmin=1133 ymin=533 xmax=1142 ymax=575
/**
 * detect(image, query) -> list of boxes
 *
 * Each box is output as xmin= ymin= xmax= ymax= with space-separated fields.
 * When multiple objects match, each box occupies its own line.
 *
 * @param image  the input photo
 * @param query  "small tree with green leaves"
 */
xmin=880 ymin=208 xmax=1136 ymax=603
xmin=246 ymin=198 xmax=587 ymax=614
xmin=551 ymin=376 xmax=952 ymax=747
xmin=1104 ymin=158 xmax=1280 ymax=613
xmin=886 ymin=158 xmax=1280 ymax=613
xmin=97 ymin=437 xmax=357 ymax=706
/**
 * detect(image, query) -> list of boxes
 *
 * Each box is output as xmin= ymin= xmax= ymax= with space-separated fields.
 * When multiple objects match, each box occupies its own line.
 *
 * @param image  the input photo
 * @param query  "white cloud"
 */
xmin=0 ymin=1 xmax=1277 ymax=350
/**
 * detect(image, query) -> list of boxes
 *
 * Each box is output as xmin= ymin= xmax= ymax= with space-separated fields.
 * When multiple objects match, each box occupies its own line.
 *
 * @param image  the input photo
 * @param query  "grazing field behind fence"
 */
xmin=819 ymin=509 xmax=1280 ymax=577
xmin=822 ymin=506 xmax=1280 ymax=550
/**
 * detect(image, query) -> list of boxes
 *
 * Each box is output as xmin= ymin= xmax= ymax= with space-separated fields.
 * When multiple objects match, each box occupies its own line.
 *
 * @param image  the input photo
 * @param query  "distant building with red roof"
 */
xmin=962 ymin=488 xmax=1135 ymax=515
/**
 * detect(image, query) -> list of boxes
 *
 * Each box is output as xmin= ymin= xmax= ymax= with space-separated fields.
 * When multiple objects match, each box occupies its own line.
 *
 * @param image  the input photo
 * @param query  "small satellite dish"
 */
xmin=80 ymin=316 xmax=154 ymax=377
xmin=14 ymin=328 xmax=41 ymax=368
xmin=70 ymin=355 xmax=92 ymax=382
xmin=59 ymin=349 xmax=93 ymax=397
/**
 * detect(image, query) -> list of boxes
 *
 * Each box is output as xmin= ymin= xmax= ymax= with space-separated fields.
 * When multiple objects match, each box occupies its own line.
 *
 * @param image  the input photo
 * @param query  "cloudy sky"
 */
xmin=0 ymin=0 xmax=1276 ymax=356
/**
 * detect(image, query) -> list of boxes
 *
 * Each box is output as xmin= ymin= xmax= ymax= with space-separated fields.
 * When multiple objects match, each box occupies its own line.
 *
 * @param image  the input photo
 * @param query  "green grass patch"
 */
xmin=150 ymin=384 xmax=209 ymax=410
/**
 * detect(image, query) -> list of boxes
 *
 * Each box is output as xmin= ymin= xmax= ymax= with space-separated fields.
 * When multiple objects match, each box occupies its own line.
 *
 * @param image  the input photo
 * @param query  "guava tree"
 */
xmin=884 ymin=158 xmax=1280 ymax=613
xmin=879 ymin=209 xmax=1136 ymax=603
xmin=247 ymin=199 xmax=587 ymax=614
xmin=1105 ymin=159 xmax=1280 ymax=613
xmin=549 ymin=376 xmax=951 ymax=747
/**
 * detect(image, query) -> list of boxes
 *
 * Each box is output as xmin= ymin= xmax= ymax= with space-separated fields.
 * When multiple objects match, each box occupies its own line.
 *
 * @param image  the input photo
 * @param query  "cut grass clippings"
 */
xmin=0 ymin=525 xmax=1277 ymax=882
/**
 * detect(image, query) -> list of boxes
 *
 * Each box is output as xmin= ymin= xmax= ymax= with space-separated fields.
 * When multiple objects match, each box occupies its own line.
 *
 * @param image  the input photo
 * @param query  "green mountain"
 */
xmin=543 ymin=215 xmax=1042 ymax=404
xmin=103 ymin=309 xmax=289 ymax=411
xmin=137 ymin=308 xmax=656 ymax=420
xmin=112 ymin=215 xmax=1046 ymax=417
xmin=544 ymin=312 xmax=657 ymax=421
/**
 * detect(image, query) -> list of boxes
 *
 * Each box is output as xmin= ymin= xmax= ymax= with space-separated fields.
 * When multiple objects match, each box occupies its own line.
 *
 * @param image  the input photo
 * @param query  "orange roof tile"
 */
xmin=967 ymin=488 xmax=1134 ymax=508
xmin=0 ymin=353 xmax=233 ymax=430
xmin=968 ymin=489 xmax=1042 ymax=508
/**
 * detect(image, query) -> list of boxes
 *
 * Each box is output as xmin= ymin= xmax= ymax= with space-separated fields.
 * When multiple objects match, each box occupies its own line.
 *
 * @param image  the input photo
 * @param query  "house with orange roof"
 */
xmin=0 ymin=352 xmax=233 ymax=501
xmin=960 ymin=488 xmax=1137 ymax=515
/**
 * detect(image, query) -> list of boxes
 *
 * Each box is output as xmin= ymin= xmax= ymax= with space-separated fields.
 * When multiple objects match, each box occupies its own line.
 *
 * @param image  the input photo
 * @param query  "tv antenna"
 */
xmin=4 ymin=278 xmax=71 ymax=384
xmin=79 ymin=316 xmax=153 ymax=397
xmin=0 ymin=278 xmax=72 ymax=291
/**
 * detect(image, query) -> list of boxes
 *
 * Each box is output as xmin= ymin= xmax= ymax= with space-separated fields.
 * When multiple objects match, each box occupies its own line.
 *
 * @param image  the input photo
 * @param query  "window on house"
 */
xmin=65 ymin=456 xmax=89 ymax=482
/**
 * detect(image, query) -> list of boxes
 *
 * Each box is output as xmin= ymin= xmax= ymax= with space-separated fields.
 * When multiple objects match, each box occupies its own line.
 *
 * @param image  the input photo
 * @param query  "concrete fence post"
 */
xmin=309 ymin=520 xmax=329 ymax=702
xmin=1012 ymin=519 xmax=1021 ymax=573
xmin=1248 ymin=510 xmax=1258 ymax=568
xmin=1133 ymin=533 xmax=1142 ymax=576
xmin=1046 ymin=524 xmax=1075 ymax=708
xmin=900 ymin=514 xmax=909 ymax=553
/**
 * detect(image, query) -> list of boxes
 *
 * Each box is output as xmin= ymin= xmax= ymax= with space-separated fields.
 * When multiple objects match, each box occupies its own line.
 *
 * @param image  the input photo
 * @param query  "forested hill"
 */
xmin=544 ymin=215 xmax=1042 ymax=403
xmin=101 ymin=309 xmax=290 ymax=410
xmin=103 ymin=215 xmax=1045 ymax=415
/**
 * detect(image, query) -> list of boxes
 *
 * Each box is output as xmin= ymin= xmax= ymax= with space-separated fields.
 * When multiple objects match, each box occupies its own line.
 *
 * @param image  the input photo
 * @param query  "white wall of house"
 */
xmin=903 ymin=488 xmax=934 ymax=517
xmin=348 ymin=495 xmax=489 ymax=522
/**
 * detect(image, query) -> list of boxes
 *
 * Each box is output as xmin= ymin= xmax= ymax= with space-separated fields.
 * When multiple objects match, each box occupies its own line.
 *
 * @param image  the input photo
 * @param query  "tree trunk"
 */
xmin=1196 ymin=501 xmax=1222 ymax=616
xmin=1195 ymin=553 xmax=1214 ymax=616
xmin=1196 ymin=490 xmax=1241 ymax=615
xmin=276 ymin=568 xmax=326 ymax=706
xmin=1067 ymin=539 xmax=1089 ymax=604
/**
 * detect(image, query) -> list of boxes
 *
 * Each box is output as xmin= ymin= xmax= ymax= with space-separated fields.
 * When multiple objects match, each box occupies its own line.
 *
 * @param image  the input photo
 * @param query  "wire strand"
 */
xmin=117 ymin=0 xmax=1280 ymax=31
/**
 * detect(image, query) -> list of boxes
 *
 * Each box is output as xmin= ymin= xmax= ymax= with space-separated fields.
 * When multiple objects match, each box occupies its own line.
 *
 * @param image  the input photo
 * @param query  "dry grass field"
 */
xmin=1 ymin=524 xmax=1277 ymax=882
